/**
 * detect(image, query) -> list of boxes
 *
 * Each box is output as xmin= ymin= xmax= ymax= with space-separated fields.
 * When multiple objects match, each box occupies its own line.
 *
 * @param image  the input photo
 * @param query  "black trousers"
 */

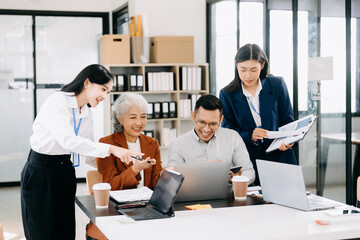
xmin=21 ymin=149 xmax=76 ymax=240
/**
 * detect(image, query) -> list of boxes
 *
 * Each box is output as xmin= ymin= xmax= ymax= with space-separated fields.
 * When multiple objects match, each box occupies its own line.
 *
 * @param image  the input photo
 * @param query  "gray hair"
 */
xmin=112 ymin=93 xmax=148 ymax=133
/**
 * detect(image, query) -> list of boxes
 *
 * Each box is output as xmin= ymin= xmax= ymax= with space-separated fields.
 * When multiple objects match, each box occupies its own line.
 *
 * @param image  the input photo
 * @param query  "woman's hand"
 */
xmin=252 ymin=127 xmax=268 ymax=142
xmin=279 ymin=142 xmax=294 ymax=151
xmin=132 ymin=157 xmax=156 ymax=175
xmin=109 ymin=145 xmax=144 ymax=164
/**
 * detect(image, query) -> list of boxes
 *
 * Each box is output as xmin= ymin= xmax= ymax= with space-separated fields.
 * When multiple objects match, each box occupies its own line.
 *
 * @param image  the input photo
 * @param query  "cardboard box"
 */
xmin=150 ymin=36 xmax=194 ymax=63
xmin=99 ymin=34 xmax=130 ymax=64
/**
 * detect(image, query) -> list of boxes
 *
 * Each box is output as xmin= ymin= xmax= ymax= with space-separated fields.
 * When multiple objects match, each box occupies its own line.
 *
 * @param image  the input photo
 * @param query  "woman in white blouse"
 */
xmin=20 ymin=64 xmax=142 ymax=240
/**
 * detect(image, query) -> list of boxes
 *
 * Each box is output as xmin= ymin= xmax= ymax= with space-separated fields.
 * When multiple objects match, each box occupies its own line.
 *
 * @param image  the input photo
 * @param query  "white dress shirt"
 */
xmin=242 ymin=79 xmax=262 ymax=127
xmin=168 ymin=127 xmax=255 ymax=184
xmin=30 ymin=91 xmax=110 ymax=163
xmin=127 ymin=138 xmax=144 ymax=188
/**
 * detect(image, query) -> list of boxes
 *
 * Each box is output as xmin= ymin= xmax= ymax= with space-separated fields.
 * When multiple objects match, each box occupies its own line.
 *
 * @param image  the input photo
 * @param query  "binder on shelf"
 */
xmin=169 ymin=101 xmax=177 ymax=118
xmin=153 ymin=72 xmax=159 ymax=91
xmin=117 ymin=75 xmax=125 ymax=92
xmin=137 ymin=75 xmax=143 ymax=91
xmin=189 ymin=94 xmax=201 ymax=111
xmin=181 ymin=67 xmax=187 ymax=90
xmin=187 ymin=66 xmax=193 ymax=90
xmin=169 ymin=72 xmax=174 ymax=90
xmin=161 ymin=102 xmax=169 ymax=118
xmin=196 ymin=67 xmax=202 ymax=90
xmin=153 ymin=102 xmax=161 ymax=119
xmin=147 ymin=103 xmax=154 ymax=119
xmin=129 ymin=74 xmax=137 ymax=91
xmin=146 ymin=72 xmax=153 ymax=91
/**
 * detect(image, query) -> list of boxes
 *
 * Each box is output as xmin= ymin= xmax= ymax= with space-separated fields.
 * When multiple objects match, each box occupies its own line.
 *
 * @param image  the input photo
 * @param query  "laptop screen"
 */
xmin=149 ymin=170 xmax=184 ymax=213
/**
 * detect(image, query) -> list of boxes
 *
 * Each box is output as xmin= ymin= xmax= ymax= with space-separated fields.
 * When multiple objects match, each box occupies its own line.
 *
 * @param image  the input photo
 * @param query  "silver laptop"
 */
xmin=256 ymin=159 xmax=340 ymax=211
xmin=174 ymin=161 xmax=231 ymax=202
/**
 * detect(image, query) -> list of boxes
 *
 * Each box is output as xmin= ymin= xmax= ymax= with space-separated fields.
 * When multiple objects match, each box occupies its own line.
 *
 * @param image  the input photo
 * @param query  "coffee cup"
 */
xmin=92 ymin=183 xmax=111 ymax=208
xmin=232 ymin=175 xmax=249 ymax=200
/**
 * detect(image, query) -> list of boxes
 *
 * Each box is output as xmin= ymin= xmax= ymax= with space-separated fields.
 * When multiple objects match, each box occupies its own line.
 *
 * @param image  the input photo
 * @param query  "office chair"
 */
xmin=85 ymin=170 xmax=107 ymax=240
xmin=357 ymin=177 xmax=360 ymax=208
xmin=86 ymin=170 xmax=102 ymax=195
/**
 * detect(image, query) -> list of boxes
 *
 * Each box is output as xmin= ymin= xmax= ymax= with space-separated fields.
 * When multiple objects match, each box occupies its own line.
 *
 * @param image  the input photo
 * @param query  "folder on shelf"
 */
xmin=153 ymin=102 xmax=161 ymax=119
xmin=137 ymin=75 xmax=143 ymax=91
xmin=196 ymin=67 xmax=202 ymax=90
xmin=153 ymin=72 xmax=159 ymax=91
xmin=117 ymin=75 xmax=125 ymax=92
xmin=181 ymin=67 xmax=187 ymax=90
xmin=161 ymin=102 xmax=169 ymax=118
xmin=266 ymin=114 xmax=317 ymax=153
xmin=187 ymin=67 xmax=193 ymax=90
xmin=169 ymin=72 xmax=174 ymax=90
xmin=169 ymin=101 xmax=177 ymax=118
xmin=129 ymin=75 xmax=137 ymax=91
xmin=146 ymin=72 xmax=153 ymax=91
xmin=147 ymin=102 xmax=154 ymax=119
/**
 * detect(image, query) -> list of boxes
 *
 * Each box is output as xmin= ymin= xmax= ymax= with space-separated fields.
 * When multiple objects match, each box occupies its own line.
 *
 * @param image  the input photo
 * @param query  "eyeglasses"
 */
xmin=195 ymin=120 xmax=220 ymax=130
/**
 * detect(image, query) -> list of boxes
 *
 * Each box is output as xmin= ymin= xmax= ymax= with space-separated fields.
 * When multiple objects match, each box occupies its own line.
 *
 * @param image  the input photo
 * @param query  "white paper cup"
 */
xmin=232 ymin=176 xmax=249 ymax=200
xmin=92 ymin=183 xmax=111 ymax=208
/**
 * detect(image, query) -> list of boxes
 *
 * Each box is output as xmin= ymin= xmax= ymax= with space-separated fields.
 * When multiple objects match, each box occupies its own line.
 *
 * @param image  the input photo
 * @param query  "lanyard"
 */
xmin=72 ymin=108 xmax=82 ymax=167
xmin=247 ymin=95 xmax=260 ymax=116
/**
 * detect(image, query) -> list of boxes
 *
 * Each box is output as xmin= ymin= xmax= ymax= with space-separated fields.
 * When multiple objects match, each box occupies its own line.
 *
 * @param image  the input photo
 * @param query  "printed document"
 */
xmin=266 ymin=114 xmax=316 ymax=152
xmin=110 ymin=186 xmax=153 ymax=204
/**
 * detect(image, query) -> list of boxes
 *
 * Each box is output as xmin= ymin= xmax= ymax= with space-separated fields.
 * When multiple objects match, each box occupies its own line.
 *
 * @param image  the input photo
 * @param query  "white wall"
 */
xmin=114 ymin=0 xmax=207 ymax=63
xmin=0 ymin=0 xmax=112 ymax=12
xmin=1 ymin=0 xmax=207 ymax=63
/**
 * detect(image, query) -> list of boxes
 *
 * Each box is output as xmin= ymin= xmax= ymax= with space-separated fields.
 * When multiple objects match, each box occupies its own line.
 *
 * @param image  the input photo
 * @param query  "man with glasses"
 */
xmin=167 ymin=94 xmax=255 ymax=183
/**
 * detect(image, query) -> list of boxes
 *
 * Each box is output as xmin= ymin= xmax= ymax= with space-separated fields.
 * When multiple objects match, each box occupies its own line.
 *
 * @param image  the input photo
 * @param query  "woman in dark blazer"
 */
xmin=219 ymin=43 xmax=296 ymax=185
xmin=86 ymin=93 xmax=162 ymax=240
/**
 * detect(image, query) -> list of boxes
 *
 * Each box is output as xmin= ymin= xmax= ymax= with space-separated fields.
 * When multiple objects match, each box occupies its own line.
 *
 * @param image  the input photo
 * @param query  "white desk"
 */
xmin=95 ymin=204 xmax=360 ymax=240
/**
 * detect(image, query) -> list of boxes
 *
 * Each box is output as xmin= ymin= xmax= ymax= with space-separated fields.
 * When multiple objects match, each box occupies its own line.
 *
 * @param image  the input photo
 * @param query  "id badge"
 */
xmin=71 ymin=153 xmax=80 ymax=167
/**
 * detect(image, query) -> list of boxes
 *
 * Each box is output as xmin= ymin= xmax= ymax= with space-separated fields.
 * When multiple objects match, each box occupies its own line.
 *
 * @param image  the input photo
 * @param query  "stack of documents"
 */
xmin=110 ymin=186 xmax=153 ymax=204
xmin=266 ymin=114 xmax=317 ymax=152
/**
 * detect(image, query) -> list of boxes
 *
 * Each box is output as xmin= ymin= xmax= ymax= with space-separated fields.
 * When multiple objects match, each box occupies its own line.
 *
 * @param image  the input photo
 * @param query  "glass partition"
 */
xmin=0 ymin=15 xmax=34 ymax=182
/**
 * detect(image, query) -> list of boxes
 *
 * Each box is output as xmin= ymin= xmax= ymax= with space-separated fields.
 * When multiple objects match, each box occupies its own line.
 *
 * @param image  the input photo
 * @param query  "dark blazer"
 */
xmin=220 ymin=76 xmax=296 ymax=182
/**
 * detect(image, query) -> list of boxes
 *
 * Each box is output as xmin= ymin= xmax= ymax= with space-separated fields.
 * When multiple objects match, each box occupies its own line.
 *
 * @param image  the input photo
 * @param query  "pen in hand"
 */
xmin=131 ymin=155 xmax=152 ymax=164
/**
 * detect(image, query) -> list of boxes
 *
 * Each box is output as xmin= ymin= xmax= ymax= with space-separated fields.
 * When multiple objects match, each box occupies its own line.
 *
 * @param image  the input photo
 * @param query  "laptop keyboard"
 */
xmin=127 ymin=206 xmax=166 ymax=219
xmin=307 ymin=195 xmax=340 ymax=210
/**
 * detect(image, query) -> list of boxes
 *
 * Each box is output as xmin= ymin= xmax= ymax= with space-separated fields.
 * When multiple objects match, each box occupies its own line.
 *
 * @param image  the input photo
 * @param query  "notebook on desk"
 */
xmin=173 ymin=161 xmax=231 ymax=202
xmin=256 ymin=159 xmax=341 ymax=211
xmin=117 ymin=170 xmax=184 ymax=221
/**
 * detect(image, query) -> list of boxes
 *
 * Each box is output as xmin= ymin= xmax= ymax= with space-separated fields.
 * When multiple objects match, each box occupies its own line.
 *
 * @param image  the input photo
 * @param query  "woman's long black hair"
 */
xmin=61 ymin=64 xmax=113 ymax=95
xmin=223 ymin=43 xmax=269 ymax=93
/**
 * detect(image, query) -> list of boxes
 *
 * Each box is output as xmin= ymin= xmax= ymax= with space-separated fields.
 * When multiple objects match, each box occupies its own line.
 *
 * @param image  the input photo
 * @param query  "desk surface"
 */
xmin=76 ymin=195 xmax=360 ymax=240
xmin=322 ymin=133 xmax=360 ymax=144
xmin=75 ymin=194 xmax=265 ymax=224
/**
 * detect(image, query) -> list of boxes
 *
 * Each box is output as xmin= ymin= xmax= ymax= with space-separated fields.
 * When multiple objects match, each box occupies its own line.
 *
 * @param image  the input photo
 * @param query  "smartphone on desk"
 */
xmin=230 ymin=166 xmax=242 ymax=174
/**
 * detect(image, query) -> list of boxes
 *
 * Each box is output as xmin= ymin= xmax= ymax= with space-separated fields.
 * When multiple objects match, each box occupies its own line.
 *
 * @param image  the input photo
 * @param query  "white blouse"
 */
xmin=127 ymin=138 xmax=144 ymax=188
xmin=30 ymin=91 xmax=110 ymax=164
xmin=242 ymin=79 xmax=263 ymax=127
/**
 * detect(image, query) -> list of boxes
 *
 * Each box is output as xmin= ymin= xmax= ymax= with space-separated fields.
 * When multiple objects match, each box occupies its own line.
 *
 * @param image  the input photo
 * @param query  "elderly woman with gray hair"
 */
xmin=86 ymin=93 xmax=162 ymax=240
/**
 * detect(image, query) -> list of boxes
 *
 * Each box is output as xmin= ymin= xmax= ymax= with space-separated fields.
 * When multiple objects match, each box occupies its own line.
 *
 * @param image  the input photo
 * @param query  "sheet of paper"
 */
xmin=266 ymin=130 xmax=303 ymax=139
xmin=266 ymin=114 xmax=316 ymax=153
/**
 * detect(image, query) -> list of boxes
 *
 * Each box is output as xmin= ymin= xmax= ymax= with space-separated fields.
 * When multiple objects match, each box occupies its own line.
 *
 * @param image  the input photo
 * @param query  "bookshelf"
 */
xmin=103 ymin=63 xmax=209 ymax=148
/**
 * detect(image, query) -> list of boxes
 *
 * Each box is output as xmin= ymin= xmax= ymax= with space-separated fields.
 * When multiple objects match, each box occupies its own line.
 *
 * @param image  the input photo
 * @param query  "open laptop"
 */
xmin=117 ymin=170 xmax=184 ymax=221
xmin=174 ymin=161 xmax=231 ymax=202
xmin=256 ymin=159 xmax=340 ymax=211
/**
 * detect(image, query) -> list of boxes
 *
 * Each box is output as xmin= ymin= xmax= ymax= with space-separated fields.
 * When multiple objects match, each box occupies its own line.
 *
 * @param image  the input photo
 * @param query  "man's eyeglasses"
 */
xmin=195 ymin=120 xmax=220 ymax=130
